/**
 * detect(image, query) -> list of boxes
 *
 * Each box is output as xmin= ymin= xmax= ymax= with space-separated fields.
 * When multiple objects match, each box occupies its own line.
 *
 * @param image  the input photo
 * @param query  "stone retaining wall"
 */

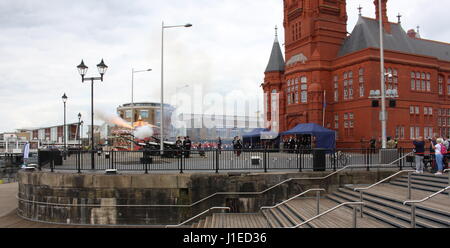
xmin=17 ymin=169 xmax=397 ymax=226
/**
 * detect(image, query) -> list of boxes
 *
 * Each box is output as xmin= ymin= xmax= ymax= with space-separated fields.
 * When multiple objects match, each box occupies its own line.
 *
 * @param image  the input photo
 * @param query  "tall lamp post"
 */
xmin=161 ymin=22 xmax=192 ymax=154
xmin=131 ymin=68 xmax=152 ymax=123
xmin=378 ymin=0 xmax=387 ymax=149
xmin=62 ymin=93 xmax=68 ymax=160
xmin=77 ymin=59 xmax=108 ymax=170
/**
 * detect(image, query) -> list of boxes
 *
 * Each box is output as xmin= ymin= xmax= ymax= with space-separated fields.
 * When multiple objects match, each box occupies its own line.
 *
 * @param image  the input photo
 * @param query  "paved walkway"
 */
xmin=0 ymin=183 xmax=17 ymax=218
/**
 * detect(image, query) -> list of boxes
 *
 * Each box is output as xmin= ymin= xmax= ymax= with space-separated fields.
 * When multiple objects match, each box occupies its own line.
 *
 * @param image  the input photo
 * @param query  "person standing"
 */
xmin=235 ymin=137 xmax=243 ymax=157
xmin=413 ymin=136 xmax=425 ymax=173
xmin=183 ymin=136 xmax=192 ymax=158
xmin=175 ymin=136 xmax=183 ymax=157
xmin=431 ymin=138 xmax=445 ymax=175
xmin=217 ymin=137 xmax=222 ymax=154
xmin=22 ymin=141 xmax=30 ymax=168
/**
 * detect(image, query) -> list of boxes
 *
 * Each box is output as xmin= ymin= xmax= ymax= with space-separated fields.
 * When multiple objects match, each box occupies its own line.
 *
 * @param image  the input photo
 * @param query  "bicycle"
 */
xmin=330 ymin=150 xmax=350 ymax=167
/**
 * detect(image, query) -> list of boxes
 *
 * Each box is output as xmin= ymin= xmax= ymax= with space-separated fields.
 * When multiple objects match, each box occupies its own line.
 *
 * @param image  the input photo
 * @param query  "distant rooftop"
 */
xmin=339 ymin=16 xmax=450 ymax=62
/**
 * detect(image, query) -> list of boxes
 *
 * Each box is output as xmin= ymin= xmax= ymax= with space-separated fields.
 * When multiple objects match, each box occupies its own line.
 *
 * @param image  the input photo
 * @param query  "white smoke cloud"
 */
xmin=134 ymin=125 xmax=154 ymax=139
xmin=94 ymin=110 xmax=133 ymax=129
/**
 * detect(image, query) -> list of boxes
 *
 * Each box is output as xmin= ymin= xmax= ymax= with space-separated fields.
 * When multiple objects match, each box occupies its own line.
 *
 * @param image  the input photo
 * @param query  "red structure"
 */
xmin=262 ymin=0 xmax=450 ymax=148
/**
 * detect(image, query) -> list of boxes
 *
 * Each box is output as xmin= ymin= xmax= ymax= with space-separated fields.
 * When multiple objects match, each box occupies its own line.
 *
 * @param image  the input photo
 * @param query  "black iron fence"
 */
xmin=35 ymin=147 xmax=414 ymax=174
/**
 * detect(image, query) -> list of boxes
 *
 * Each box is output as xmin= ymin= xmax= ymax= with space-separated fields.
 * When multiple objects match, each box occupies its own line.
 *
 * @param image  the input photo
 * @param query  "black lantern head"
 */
xmin=62 ymin=93 xmax=68 ymax=103
xmin=77 ymin=60 xmax=88 ymax=80
xmin=97 ymin=59 xmax=108 ymax=80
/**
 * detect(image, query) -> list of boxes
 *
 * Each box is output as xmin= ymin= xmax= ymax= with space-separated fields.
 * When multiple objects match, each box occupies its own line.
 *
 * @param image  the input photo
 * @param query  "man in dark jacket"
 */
xmin=183 ymin=136 xmax=192 ymax=158
xmin=413 ymin=136 xmax=425 ymax=173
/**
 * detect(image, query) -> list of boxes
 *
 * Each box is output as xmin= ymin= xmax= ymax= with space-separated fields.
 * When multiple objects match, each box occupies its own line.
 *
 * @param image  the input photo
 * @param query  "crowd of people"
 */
xmin=413 ymin=136 xmax=449 ymax=175
xmin=281 ymin=135 xmax=316 ymax=152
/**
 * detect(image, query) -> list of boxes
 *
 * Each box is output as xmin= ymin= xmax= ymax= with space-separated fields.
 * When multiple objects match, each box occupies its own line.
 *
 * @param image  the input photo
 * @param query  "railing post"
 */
xmin=77 ymin=149 xmax=81 ymax=174
xmin=407 ymin=172 xmax=412 ymax=200
xmin=50 ymin=151 xmax=54 ymax=173
xmin=316 ymin=191 xmax=320 ymax=215
xmin=298 ymin=151 xmax=302 ymax=172
xmin=263 ymin=148 xmax=267 ymax=173
xmin=180 ymin=149 xmax=184 ymax=174
xmin=359 ymin=191 xmax=363 ymax=218
xmin=366 ymin=148 xmax=370 ymax=171
xmin=333 ymin=150 xmax=337 ymax=172
xmin=353 ymin=206 xmax=357 ymax=228
xmin=145 ymin=160 xmax=148 ymax=174
xmin=399 ymin=148 xmax=403 ymax=171
xmin=215 ymin=148 xmax=219 ymax=174
xmin=411 ymin=204 xmax=416 ymax=228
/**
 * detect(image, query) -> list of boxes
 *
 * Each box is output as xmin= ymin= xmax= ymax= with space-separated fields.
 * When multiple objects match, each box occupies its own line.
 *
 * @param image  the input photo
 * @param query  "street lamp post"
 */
xmin=161 ymin=22 xmax=192 ymax=155
xmin=78 ymin=113 xmax=82 ymax=147
xmin=77 ymin=59 xmax=108 ymax=170
xmin=131 ymin=68 xmax=152 ymax=123
xmin=62 ymin=93 xmax=68 ymax=160
xmin=378 ymin=0 xmax=387 ymax=149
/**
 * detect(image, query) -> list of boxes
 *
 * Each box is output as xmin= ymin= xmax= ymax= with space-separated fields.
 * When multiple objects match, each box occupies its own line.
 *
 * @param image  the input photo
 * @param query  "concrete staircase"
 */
xmin=191 ymin=173 xmax=449 ymax=228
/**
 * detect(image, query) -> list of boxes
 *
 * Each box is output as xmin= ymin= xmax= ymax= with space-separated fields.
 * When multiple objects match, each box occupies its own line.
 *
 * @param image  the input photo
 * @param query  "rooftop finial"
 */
xmin=397 ymin=13 xmax=402 ymax=24
xmin=358 ymin=5 xmax=362 ymax=16
xmin=416 ymin=25 xmax=420 ymax=33
xmin=275 ymin=25 xmax=278 ymax=38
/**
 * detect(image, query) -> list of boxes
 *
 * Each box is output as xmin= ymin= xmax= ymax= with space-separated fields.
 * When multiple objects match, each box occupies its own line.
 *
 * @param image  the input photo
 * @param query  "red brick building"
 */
xmin=262 ymin=0 xmax=450 ymax=148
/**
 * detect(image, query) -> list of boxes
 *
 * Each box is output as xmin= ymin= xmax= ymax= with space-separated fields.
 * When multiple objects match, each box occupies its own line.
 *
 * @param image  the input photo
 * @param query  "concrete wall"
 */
xmin=17 ymin=169 xmax=397 ymax=226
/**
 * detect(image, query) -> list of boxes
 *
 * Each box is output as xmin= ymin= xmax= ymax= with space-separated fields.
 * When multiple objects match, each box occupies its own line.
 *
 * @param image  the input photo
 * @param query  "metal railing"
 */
xmin=291 ymin=202 xmax=365 ymax=228
xmin=354 ymin=170 xmax=415 ymax=217
xmin=165 ymin=207 xmax=230 ymax=228
xmin=403 ymin=186 xmax=450 ymax=228
xmin=36 ymin=147 xmax=407 ymax=174
xmin=261 ymin=188 xmax=326 ymax=216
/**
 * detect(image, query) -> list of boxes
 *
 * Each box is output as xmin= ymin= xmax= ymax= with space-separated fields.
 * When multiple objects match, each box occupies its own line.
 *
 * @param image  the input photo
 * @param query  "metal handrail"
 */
xmin=354 ymin=170 xmax=415 ymax=192
xmin=261 ymin=188 xmax=326 ymax=216
xmin=403 ymin=186 xmax=450 ymax=228
xmin=165 ymin=207 xmax=230 ymax=228
xmin=291 ymin=202 xmax=365 ymax=228
xmin=354 ymin=169 xmax=415 ymax=217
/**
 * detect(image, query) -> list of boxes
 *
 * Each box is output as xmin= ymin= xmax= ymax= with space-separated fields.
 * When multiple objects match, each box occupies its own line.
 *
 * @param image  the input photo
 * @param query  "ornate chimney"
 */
xmin=374 ymin=0 xmax=391 ymax=33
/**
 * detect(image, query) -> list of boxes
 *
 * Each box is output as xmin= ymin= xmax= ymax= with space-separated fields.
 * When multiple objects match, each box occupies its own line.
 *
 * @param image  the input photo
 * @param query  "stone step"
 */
xmin=344 ymin=184 xmax=450 ymax=217
xmin=270 ymin=208 xmax=292 ymax=227
xmin=390 ymin=180 xmax=449 ymax=195
xmin=327 ymin=194 xmax=409 ymax=228
xmin=394 ymin=177 xmax=448 ymax=189
xmin=331 ymin=190 xmax=445 ymax=228
xmin=261 ymin=209 xmax=282 ymax=228
xmin=338 ymin=187 xmax=449 ymax=227
xmin=401 ymin=174 xmax=449 ymax=184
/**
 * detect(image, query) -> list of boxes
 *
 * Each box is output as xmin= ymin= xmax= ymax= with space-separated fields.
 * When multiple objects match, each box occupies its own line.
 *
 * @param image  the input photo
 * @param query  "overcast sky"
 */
xmin=1 ymin=0 xmax=449 ymax=133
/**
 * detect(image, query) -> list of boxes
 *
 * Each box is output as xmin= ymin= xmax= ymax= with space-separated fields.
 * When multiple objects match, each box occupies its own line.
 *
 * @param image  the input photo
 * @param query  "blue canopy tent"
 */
xmin=280 ymin=123 xmax=336 ymax=149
